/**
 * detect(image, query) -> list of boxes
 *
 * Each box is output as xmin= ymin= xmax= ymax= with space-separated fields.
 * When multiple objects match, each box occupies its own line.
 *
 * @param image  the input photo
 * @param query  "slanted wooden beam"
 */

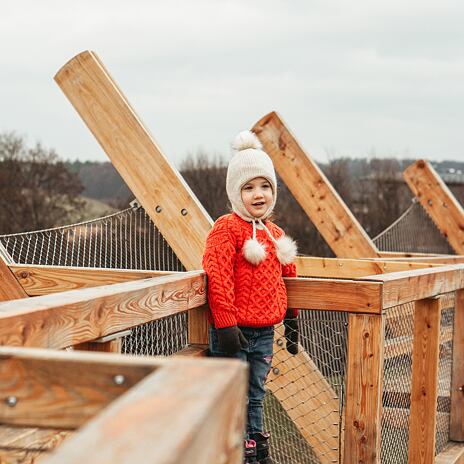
xmin=404 ymin=160 xmax=464 ymax=254
xmin=252 ymin=111 xmax=379 ymax=258
xmin=0 ymin=271 xmax=206 ymax=349
xmin=55 ymin=51 xmax=213 ymax=271
xmin=0 ymin=257 xmax=27 ymax=302
xmin=408 ymin=297 xmax=441 ymax=463
xmin=344 ymin=313 xmax=384 ymax=463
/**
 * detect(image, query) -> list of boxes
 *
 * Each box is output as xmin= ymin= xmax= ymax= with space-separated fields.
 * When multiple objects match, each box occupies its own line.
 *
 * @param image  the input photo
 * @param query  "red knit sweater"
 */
xmin=202 ymin=213 xmax=297 ymax=329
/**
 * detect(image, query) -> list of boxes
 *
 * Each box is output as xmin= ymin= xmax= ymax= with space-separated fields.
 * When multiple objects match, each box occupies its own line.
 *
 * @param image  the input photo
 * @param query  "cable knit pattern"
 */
xmin=202 ymin=213 xmax=297 ymax=328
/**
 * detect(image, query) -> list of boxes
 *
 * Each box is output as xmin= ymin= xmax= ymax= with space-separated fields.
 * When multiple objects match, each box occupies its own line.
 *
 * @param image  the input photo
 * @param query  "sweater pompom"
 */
xmin=243 ymin=238 xmax=267 ymax=265
xmin=275 ymin=235 xmax=297 ymax=265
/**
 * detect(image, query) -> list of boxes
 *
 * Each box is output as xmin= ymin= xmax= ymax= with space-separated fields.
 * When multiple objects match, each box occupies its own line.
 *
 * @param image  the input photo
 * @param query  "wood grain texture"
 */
xmin=39 ymin=361 xmax=247 ymax=464
xmin=295 ymin=256 xmax=436 ymax=279
xmin=404 ymin=160 xmax=464 ymax=254
xmin=375 ymin=254 xmax=464 ymax=264
xmin=451 ymin=289 xmax=464 ymax=441
xmin=285 ymin=277 xmax=382 ymax=313
xmin=54 ymin=51 xmax=213 ymax=270
xmin=11 ymin=264 xmax=172 ymax=296
xmin=0 ymin=271 xmax=206 ymax=349
xmin=435 ymin=442 xmax=464 ymax=464
xmin=344 ymin=313 xmax=384 ymax=464
xmin=252 ymin=111 xmax=379 ymax=258
xmin=408 ymin=297 xmax=441 ymax=464
xmin=188 ymin=304 xmax=209 ymax=344
xmin=267 ymin=325 xmax=339 ymax=462
xmin=0 ymin=258 xmax=27 ymax=302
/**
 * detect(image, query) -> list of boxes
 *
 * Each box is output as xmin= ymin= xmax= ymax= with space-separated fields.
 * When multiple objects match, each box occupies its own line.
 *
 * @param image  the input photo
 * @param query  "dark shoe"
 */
xmin=249 ymin=432 xmax=273 ymax=464
xmin=244 ymin=439 xmax=257 ymax=463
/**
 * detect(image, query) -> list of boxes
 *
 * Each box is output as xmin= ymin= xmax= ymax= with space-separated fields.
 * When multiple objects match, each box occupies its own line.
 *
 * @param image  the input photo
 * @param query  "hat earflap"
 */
xmin=275 ymin=235 xmax=297 ymax=265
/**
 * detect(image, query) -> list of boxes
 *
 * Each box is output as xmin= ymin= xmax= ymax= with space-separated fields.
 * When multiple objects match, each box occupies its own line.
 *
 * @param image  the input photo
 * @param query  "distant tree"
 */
xmin=0 ymin=132 xmax=85 ymax=234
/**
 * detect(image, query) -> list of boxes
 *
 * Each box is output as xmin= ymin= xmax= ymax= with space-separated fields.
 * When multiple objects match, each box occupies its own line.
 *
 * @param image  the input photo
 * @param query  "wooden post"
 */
xmin=188 ymin=304 xmax=209 ymax=345
xmin=0 ymin=256 xmax=27 ymax=302
xmin=403 ymin=160 xmax=464 ymax=254
xmin=344 ymin=313 xmax=384 ymax=464
xmin=252 ymin=112 xmax=379 ymax=258
xmin=451 ymin=289 xmax=464 ymax=441
xmin=408 ymin=297 xmax=441 ymax=464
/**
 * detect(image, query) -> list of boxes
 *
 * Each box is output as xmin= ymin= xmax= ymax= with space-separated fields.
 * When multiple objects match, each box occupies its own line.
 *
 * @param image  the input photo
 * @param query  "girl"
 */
xmin=202 ymin=130 xmax=299 ymax=464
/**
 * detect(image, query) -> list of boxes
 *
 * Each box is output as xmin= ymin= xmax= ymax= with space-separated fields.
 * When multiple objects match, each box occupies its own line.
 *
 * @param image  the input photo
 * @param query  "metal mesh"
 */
xmin=373 ymin=200 xmax=454 ymax=254
xmin=264 ymin=312 xmax=348 ymax=464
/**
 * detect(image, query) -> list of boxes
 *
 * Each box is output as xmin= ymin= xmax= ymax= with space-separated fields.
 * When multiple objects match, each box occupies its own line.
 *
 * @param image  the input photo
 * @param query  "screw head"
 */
xmin=113 ymin=374 xmax=125 ymax=386
xmin=181 ymin=208 xmax=188 ymax=216
xmin=5 ymin=396 xmax=17 ymax=407
xmin=272 ymin=368 xmax=280 ymax=375
xmin=155 ymin=205 xmax=162 ymax=213
xmin=276 ymin=339 xmax=284 ymax=347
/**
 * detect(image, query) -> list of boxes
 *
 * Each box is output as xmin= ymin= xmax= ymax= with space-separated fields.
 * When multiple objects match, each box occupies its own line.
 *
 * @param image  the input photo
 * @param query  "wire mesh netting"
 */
xmin=381 ymin=295 xmax=455 ymax=463
xmin=373 ymin=200 xmax=454 ymax=254
xmin=264 ymin=312 xmax=348 ymax=464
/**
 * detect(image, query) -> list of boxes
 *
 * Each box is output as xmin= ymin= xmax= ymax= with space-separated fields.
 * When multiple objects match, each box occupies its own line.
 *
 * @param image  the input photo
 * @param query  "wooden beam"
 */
xmin=38 ymin=355 xmax=246 ymax=464
xmin=252 ymin=111 xmax=379 ymax=258
xmin=363 ymin=265 xmax=464 ymax=309
xmin=54 ymin=51 xmax=213 ymax=270
xmin=404 ymin=160 xmax=464 ymax=254
xmin=376 ymin=253 xmax=464 ymax=264
xmin=188 ymin=304 xmax=209 ymax=345
xmin=435 ymin=442 xmax=464 ymax=464
xmin=0 ymin=271 xmax=206 ymax=349
xmin=0 ymin=257 xmax=27 ymax=302
xmin=451 ymin=289 xmax=464 ymax=441
xmin=344 ymin=313 xmax=384 ymax=464
xmin=10 ymin=264 xmax=172 ymax=296
xmin=295 ymin=256 xmax=437 ymax=279
xmin=408 ymin=297 xmax=441 ymax=464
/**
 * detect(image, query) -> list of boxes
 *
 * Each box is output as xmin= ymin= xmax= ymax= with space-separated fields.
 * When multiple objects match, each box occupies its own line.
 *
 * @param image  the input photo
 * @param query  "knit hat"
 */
xmin=226 ymin=130 xmax=297 ymax=266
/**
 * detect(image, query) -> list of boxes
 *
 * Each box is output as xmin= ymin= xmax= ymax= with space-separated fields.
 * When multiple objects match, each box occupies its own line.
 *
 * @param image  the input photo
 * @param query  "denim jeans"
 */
xmin=209 ymin=325 xmax=274 ymax=435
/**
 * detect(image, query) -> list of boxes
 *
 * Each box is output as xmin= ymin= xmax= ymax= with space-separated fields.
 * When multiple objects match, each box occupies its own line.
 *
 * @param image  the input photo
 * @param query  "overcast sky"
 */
xmin=1 ymin=0 xmax=463 ymax=166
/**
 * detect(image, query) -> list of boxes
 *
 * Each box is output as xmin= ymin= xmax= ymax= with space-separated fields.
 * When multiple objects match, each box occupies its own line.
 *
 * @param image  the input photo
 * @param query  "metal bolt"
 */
xmin=276 ymin=339 xmax=284 ymax=347
xmin=459 ymin=385 xmax=464 ymax=392
xmin=155 ymin=205 xmax=162 ymax=213
xmin=272 ymin=368 xmax=280 ymax=375
xmin=113 ymin=374 xmax=125 ymax=386
xmin=428 ymin=199 xmax=433 ymax=206
xmin=5 ymin=396 xmax=17 ymax=407
xmin=181 ymin=208 xmax=188 ymax=216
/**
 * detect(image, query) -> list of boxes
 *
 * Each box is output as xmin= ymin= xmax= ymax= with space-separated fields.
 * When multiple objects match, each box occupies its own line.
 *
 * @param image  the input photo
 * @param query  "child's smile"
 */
xmin=241 ymin=177 xmax=274 ymax=218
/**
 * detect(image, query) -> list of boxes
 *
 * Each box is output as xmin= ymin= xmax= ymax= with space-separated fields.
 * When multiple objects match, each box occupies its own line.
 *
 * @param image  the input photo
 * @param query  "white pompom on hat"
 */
xmin=226 ymin=130 xmax=277 ymax=222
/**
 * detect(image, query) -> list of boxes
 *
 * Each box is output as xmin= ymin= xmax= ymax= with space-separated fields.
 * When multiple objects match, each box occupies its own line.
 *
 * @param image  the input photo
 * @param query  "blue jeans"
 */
xmin=209 ymin=325 xmax=274 ymax=435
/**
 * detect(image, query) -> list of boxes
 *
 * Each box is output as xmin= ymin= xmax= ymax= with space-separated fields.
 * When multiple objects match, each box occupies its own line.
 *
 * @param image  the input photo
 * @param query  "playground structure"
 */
xmin=1 ymin=51 xmax=464 ymax=463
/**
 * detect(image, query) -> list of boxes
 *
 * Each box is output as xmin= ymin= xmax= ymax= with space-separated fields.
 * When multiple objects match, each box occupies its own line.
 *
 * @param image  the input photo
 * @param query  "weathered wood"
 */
xmin=408 ymin=297 xmax=441 ymax=464
xmin=435 ymin=442 xmax=464 ymax=464
xmin=344 ymin=313 xmax=384 ymax=463
xmin=40 ymin=360 xmax=247 ymax=464
xmin=55 ymin=51 xmax=213 ymax=271
xmin=285 ymin=277 xmax=382 ymax=313
xmin=11 ymin=264 xmax=172 ymax=296
xmin=295 ymin=255 xmax=437 ymax=279
xmin=451 ymin=289 xmax=464 ymax=441
xmin=0 ymin=257 xmax=28 ymax=302
xmin=404 ymin=160 xmax=464 ymax=254
xmin=267 ymin=325 xmax=339 ymax=462
xmin=252 ymin=111 xmax=379 ymax=258
xmin=363 ymin=265 xmax=464 ymax=308
xmin=0 ymin=271 xmax=206 ymax=349
xmin=188 ymin=304 xmax=209 ymax=345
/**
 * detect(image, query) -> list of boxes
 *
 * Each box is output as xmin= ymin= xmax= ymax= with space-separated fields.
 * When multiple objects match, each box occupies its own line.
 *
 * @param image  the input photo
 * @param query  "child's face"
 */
xmin=241 ymin=177 xmax=273 ymax=218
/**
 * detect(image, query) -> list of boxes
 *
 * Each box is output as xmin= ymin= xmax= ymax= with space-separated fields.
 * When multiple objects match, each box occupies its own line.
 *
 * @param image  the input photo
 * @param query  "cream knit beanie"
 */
xmin=226 ymin=130 xmax=277 ymax=222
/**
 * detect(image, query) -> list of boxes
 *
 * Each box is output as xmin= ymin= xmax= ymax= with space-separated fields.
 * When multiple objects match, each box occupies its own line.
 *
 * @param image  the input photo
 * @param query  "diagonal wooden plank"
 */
xmin=0 ymin=257 xmax=27 ymax=302
xmin=55 ymin=51 xmax=213 ymax=270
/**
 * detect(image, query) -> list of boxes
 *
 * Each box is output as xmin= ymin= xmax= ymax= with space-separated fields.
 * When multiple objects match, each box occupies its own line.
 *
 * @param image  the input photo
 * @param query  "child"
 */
xmin=202 ymin=130 xmax=299 ymax=464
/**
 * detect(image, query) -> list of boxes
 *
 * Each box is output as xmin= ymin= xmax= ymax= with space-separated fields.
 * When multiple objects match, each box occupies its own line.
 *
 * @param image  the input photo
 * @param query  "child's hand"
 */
xmin=217 ymin=326 xmax=249 ymax=355
xmin=283 ymin=317 xmax=299 ymax=355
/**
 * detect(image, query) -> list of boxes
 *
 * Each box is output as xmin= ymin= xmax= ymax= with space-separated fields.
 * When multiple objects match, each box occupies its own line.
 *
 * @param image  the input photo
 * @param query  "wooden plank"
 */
xmin=295 ymin=256 xmax=437 ymax=279
xmin=39 ymin=360 xmax=247 ymax=464
xmin=0 ymin=271 xmax=206 ymax=349
xmin=363 ymin=265 xmax=464 ymax=309
xmin=408 ymin=297 xmax=441 ymax=464
xmin=285 ymin=277 xmax=382 ymax=313
xmin=0 ymin=447 xmax=46 ymax=463
xmin=404 ymin=160 xmax=464 ymax=254
xmin=10 ymin=264 xmax=172 ymax=296
xmin=74 ymin=339 xmax=122 ymax=353
xmin=344 ymin=313 xmax=384 ymax=464
xmin=435 ymin=442 xmax=464 ymax=464
xmin=0 ymin=257 xmax=27 ymax=302
xmin=0 ymin=425 xmax=70 ymax=450
xmin=188 ymin=304 xmax=209 ymax=345
xmin=266 ymin=324 xmax=340 ymax=462
xmin=173 ymin=344 xmax=208 ymax=357
xmin=376 ymin=254 xmax=464 ymax=264
xmin=54 ymin=51 xmax=213 ymax=271
xmin=451 ymin=289 xmax=464 ymax=441
xmin=252 ymin=111 xmax=379 ymax=258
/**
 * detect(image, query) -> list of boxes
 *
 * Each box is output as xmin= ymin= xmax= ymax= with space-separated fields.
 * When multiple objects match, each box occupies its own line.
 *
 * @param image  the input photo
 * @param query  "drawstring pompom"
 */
xmin=243 ymin=238 xmax=267 ymax=265
xmin=275 ymin=235 xmax=297 ymax=265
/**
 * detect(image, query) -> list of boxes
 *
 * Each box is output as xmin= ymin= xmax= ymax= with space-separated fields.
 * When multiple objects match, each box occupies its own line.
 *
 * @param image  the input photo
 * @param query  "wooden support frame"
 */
xmin=252 ymin=111 xmax=379 ymax=258
xmin=408 ymin=297 xmax=441 ymax=463
xmin=344 ymin=313 xmax=384 ymax=463
xmin=0 ymin=256 xmax=27 ymax=302
xmin=451 ymin=289 xmax=464 ymax=441
xmin=404 ymin=160 xmax=464 ymax=254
